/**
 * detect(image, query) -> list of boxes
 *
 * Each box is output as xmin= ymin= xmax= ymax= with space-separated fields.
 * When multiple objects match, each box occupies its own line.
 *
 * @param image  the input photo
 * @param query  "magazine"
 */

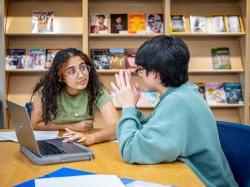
xmin=32 ymin=11 xmax=54 ymax=33
xmin=170 ymin=15 xmax=185 ymax=32
xmin=190 ymin=16 xmax=211 ymax=32
xmin=128 ymin=14 xmax=146 ymax=34
xmin=28 ymin=48 xmax=46 ymax=69
xmin=90 ymin=14 xmax=110 ymax=34
xmin=6 ymin=49 xmax=26 ymax=70
xmin=224 ymin=82 xmax=243 ymax=104
xmin=211 ymin=47 xmax=231 ymax=70
xmin=205 ymin=82 xmax=227 ymax=105
xmin=136 ymin=91 xmax=159 ymax=107
xmin=195 ymin=82 xmax=205 ymax=99
xmin=226 ymin=15 xmax=242 ymax=32
xmin=109 ymin=48 xmax=125 ymax=69
xmin=125 ymin=49 xmax=137 ymax=69
xmin=146 ymin=14 xmax=164 ymax=34
xmin=90 ymin=49 xmax=110 ymax=69
xmin=211 ymin=16 xmax=226 ymax=32
xmin=46 ymin=49 xmax=61 ymax=69
xmin=111 ymin=14 xmax=128 ymax=34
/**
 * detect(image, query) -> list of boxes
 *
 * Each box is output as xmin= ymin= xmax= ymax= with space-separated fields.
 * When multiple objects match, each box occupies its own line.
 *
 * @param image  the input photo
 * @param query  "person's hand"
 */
xmin=111 ymin=70 xmax=141 ymax=108
xmin=68 ymin=119 xmax=94 ymax=132
xmin=62 ymin=128 xmax=96 ymax=145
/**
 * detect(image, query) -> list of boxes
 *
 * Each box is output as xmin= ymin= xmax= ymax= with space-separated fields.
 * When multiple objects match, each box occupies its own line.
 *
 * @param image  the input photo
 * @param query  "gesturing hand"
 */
xmin=111 ymin=70 xmax=141 ymax=108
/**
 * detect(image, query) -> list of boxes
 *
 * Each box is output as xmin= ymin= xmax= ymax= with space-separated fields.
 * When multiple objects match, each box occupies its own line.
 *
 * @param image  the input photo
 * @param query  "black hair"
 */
xmin=135 ymin=35 xmax=190 ymax=87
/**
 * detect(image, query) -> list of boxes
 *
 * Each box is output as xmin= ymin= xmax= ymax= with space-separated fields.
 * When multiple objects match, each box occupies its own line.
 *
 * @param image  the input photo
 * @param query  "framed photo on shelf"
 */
xmin=90 ymin=14 xmax=110 ymax=34
xmin=170 ymin=15 xmax=186 ymax=32
xmin=190 ymin=16 xmax=211 ymax=32
xmin=226 ymin=15 xmax=243 ymax=32
xmin=211 ymin=15 xmax=226 ymax=32
xmin=146 ymin=14 xmax=164 ymax=34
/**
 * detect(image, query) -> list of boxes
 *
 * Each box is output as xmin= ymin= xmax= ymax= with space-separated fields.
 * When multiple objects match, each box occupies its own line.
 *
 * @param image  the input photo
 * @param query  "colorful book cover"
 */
xmin=109 ymin=48 xmax=125 ymax=69
xmin=170 ymin=15 xmax=185 ymax=32
xmin=146 ymin=14 xmax=164 ymax=34
xmin=211 ymin=15 xmax=226 ymax=32
xmin=111 ymin=14 xmax=128 ymax=34
xmin=224 ymin=82 xmax=243 ymax=104
xmin=211 ymin=47 xmax=231 ymax=70
xmin=90 ymin=49 xmax=110 ymax=69
xmin=90 ymin=14 xmax=110 ymax=34
xmin=205 ymin=82 xmax=227 ymax=105
xmin=136 ymin=91 xmax=159 ymax=107
xmin=125 ymin=49 xmax=137 ymax=69
xmin=45 ymin=49 xmax=61 ymax=69
xmin=195 ymin=82 xmax=205 ymax=99
xmin=190 ymin=16 xmax=211 ymax=32
xmin=128 ymin=14 xmax=146 ymax=34
xmin=226 ymin=15 xmax=242 ymax=32
xmin=28 ymin=48 xmax=46 ymax=69
xmin=32 ymin=11 xmax=54 ymax=33
xmin=6 ymin=49 xmax=26 ymax=70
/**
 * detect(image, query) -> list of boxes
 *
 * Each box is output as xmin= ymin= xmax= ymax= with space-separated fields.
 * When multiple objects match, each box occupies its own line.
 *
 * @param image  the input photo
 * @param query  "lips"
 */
xmin=77 ymin=79 xmax=87 ymax=85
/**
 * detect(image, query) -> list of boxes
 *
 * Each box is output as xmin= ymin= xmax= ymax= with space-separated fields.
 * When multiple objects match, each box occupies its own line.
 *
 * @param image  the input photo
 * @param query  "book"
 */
xmin=125 ymin=49 xmax=137 ymax=69
xmin=170 ymin=15 xmax=185 ymax=32
xmin=45 ymin=49 xmax=61 ymax=69
xmin=90 ymin=49 xmax=110 ymax=69
xmin=226 ymin=15 xmax=242 ymax=32
xmin=190 ymin=16 xmax=211 ymax=32
xmin=211 ymin=15 xmax=226 ymax=32
xmin=6 ymin=49 xmax=26 ymax=70
xmin=205 ymin=82 xmax=227 ymax=105
xmin=28 ymin=48 xmax=46 ymax=69
xmin=111 ymin=14 xmax=128 ymax=34
xmin=90 ymin=14 xmax=110 ymax=34
xmin=211 ymin=47 xmax=231 ymax=70
xmin=109 ymin=48 xmax=125 ymax=69
xmin=195 ymin=83 xmax=205 ymax=99
xmin=32 ymin=11 xmax=54 ymax=33
xmin=136 ymin=91 xmax=159 ymax=107
xmin=146 ymin=14 xmax=164 ymax=34
xmin=128 ymin=14 xmax=146 ymax=34
xmin=224 ymin=82 xmax=243 ymax=104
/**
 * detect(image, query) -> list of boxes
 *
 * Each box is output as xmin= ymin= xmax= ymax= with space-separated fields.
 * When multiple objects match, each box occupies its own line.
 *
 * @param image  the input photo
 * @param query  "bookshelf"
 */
xmin=1 ymin=0 xmax=250 ymax=129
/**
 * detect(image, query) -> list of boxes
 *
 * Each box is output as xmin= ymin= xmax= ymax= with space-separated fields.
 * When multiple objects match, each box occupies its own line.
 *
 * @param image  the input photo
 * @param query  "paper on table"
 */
xmin=0 ymin=131 xmax=59 ymax=142
xmin=35 ymin=175 xmax=125 ymax=187
xmin=126 ymin=181 xmax=173 ymax=187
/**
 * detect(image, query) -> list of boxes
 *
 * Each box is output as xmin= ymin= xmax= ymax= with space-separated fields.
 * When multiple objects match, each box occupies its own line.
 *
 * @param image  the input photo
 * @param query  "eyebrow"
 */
xmin=65 ymin=62 xmax=86 ymax=71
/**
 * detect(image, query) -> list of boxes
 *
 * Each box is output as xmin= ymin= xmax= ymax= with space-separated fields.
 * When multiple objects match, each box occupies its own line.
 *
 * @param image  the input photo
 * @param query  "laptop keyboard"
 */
xmin=37 ymin=140 xmax=66 ymax=156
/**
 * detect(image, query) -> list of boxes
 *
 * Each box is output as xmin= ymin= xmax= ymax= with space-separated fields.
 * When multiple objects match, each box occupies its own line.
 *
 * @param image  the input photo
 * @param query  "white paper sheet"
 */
xmin=35 ymin=175 xmax=125 ymax=187
xmin=0 ymin=131 xmax=59 ymax=142
xmin=126 ymin=181 xmax=173 ymax=187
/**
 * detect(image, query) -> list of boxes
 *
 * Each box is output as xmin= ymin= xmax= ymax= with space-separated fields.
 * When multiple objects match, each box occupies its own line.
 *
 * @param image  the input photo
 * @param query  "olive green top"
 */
xmin=37 ymin=89 xmax=111 ymax=124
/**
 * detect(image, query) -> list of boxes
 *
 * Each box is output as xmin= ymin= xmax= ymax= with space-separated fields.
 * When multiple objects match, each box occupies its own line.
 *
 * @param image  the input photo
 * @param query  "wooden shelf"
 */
xmin=5 ymin=69 xmax=48 ymax=74
xmin=170 ymin=32 xmax=245 ymax=37
xmin=209 ymin=104 xmax=244 ymax=108
xmin=89 ymin=33 xmax=162 ymax=38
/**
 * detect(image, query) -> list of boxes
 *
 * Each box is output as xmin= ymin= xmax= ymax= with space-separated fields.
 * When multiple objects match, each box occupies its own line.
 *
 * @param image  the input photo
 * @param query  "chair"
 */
xmin=216 ymin=121 xmax=250 ymax=187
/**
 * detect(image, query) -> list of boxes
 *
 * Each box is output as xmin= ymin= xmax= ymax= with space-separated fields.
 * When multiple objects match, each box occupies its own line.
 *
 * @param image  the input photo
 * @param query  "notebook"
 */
xmin=6 ymin=100 xmax=94 ymax=165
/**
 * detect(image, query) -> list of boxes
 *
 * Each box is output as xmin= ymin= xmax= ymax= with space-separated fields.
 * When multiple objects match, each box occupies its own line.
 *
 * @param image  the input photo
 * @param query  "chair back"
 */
xmin=216 ymin=121 xmax=250 ymax=187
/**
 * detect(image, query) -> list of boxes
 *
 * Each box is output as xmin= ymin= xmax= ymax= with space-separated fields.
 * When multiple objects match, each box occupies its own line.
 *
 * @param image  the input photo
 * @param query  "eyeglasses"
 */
xmin=65 ymin=63 xmax=90 ymax=78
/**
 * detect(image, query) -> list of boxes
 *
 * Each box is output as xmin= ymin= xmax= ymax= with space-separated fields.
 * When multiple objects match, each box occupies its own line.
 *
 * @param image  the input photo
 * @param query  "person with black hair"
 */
xmin=31 ymin=48 xmax=119 ymax=145
xmin=111 ymin=35 xmax=238 ymax=187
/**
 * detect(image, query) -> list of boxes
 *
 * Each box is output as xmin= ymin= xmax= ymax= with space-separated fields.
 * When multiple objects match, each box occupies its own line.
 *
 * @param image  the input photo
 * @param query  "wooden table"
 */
xmin=0 ymin=140 xmax=205 ymax=187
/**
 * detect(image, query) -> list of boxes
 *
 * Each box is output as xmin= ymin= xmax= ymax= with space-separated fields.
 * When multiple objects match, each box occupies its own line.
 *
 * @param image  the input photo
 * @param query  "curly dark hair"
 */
xmin=32 ymin=48 xmax=104 ymax=124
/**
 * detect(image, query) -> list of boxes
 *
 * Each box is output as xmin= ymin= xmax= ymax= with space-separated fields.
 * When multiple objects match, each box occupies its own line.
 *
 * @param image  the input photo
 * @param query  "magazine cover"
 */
xmin=125 ymin=49 xmax=137 ymax=69
xmin=28 ymin=48 xmax=46 ymax=69
xmin=146 ymin=14 xmax=164 ymax=34
xmin=211 ymin=15 xmax=226 ymax=32
xmin=170 ymin=15 xmax=185 ymax=32
xmin=109 ymin=48 xmax=125 ymax=69
xmin=90 ymin=49 xmax=110 ymax=69
xmin=128 ymin=14 xmax=146 ymax=34
xmin=6 ymin=49 xmax=26 ymax=70
xmin=136 ymin=91 xmax=159 ymax=107
xmin=195 ymin=82 xmax=205 ymax=99
xmin=190 ymin=16 xmax=211 ymax=32
xmin=224 ymin=82 xmax=243 ymax=104
xmin=111 ymin=14 xmax=128 ymax=34
xmin=46 ymin=49 xmax=61 ymax=69
xmin=211 ymin=47 xmax=231 ymax=69
xmin=226 ymin=15 xmax=242 ymax=32
xmin=90 ymin=14 xmax=110 ymax=34
xmin=205 ymin=82 xmax=227 ymax=105
xmin=32 ymin=11 xmax=54 ymax=33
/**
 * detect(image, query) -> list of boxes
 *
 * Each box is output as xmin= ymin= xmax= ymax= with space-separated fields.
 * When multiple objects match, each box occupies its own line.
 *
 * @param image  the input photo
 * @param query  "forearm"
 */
xmin=32 ymin=121 xmax=85 ymax=131
xmin=92 ymin=124 xmax=116 ymax=144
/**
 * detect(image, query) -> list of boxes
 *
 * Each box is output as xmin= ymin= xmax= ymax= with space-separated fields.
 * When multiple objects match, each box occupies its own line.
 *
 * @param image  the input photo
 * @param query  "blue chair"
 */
xmin=216 ymin=121 xmax=250 ymax=187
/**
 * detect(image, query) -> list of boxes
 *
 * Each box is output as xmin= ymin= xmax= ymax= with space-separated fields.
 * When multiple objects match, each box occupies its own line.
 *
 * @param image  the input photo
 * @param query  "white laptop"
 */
xmin=6 ymin=100 xmax=94 ymax=165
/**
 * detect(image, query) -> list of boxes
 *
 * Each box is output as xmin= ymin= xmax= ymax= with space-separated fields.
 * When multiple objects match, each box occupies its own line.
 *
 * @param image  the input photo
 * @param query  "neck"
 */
xmin=65 ymin=87 xmax=81 ymax=96
xmin=155 ymin=85 xmax=169 ymax=95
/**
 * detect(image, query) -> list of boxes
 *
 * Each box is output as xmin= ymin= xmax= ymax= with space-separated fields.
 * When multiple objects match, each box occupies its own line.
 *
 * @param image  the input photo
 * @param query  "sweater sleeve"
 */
xmin=116 ymin=97 xmax=185 ymax=164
